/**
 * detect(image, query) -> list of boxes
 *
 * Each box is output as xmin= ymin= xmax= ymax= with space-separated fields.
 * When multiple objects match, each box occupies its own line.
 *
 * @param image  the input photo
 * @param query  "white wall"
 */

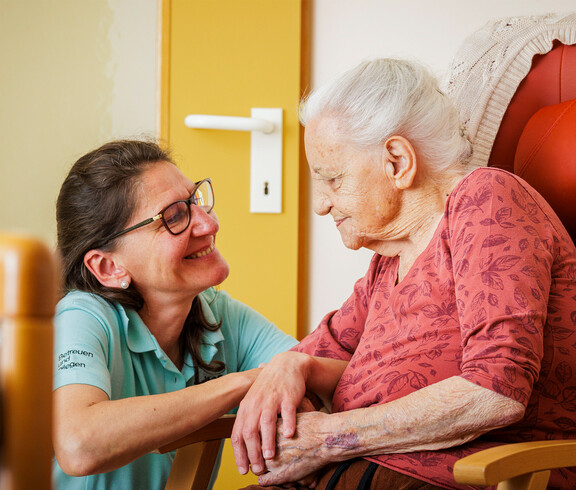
xmin=0 ymin=0 xmax=158 ymax=246
xmin=306 ymin=0 xmax=576 ymax=331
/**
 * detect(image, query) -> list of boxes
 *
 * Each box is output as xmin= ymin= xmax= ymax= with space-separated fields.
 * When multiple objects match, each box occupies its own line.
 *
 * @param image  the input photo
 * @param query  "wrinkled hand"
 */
xmin=232 ymin=352 xmax=311 ymax=475
xmin=257 ymin=412 xmax=331 ymax=486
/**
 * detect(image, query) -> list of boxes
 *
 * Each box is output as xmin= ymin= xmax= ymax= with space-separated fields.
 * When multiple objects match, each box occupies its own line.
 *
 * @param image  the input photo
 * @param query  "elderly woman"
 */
xmin=52 ymin=140 xmax=297 ymax=489
xmin=231 ymin=59 xmax=576 ymax=489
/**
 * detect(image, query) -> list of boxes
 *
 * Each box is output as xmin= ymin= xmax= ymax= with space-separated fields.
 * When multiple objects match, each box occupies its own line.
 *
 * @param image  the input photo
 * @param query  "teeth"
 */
xmin=187 ymin=243 xmax=214 ymax=259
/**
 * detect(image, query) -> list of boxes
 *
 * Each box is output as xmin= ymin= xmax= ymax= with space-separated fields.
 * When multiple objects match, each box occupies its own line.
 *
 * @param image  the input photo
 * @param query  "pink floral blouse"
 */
xmin=295 ymin=168 xmax=576 ymax=489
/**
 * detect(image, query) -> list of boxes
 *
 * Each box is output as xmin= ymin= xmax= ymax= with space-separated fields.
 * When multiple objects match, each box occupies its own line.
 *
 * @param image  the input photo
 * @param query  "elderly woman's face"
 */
xmin=114 ymin=161 xmax=229 ymax=301
xmin=305 ymin=116 xmax=403 ymax=253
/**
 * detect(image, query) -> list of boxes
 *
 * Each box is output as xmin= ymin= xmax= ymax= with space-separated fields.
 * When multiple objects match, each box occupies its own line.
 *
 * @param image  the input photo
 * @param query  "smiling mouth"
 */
xmin=185 ymin=243 xmax=215 ymax=259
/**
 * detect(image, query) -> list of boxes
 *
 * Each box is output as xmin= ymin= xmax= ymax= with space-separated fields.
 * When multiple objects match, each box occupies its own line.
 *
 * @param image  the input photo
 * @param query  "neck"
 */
xmin=376 ymin=173 xmax=460 ymax=280
xmin=139 ymin=294 xmax=193 ymax=368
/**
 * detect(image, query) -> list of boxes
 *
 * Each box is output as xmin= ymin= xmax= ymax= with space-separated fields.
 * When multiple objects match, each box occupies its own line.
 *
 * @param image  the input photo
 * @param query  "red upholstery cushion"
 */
xmin=514 ymin=98 xmax=576 ymax=241
xmin=489 ymin=43 xmax=576 ymax=171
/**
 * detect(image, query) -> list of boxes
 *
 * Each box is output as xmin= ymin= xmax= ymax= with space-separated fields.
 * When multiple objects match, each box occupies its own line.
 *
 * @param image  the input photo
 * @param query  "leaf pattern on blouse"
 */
xmin=295 ymin=168 xmax=576 ymax=489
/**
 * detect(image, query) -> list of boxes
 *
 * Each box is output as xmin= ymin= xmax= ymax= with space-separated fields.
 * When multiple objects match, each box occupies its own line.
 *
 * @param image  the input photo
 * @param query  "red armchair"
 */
xmin=454 ymin=41 xmax=576 ymax=490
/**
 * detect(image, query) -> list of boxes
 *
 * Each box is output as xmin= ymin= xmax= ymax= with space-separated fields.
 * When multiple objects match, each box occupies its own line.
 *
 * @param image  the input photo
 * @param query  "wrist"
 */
xmin=270 ymin=351 xmax=312 ymax=379
xmin=319 ymin=412 xmax=362 ymax=463
xmin=231 ymin=368 xmax=260 ymax=396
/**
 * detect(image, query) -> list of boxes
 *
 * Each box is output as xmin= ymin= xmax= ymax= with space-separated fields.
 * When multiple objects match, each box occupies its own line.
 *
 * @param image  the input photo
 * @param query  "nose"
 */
xmin=312 ymin=183 xmax=332 ymax=216
xmin=188 ymin=206 xmax=219 ymax=236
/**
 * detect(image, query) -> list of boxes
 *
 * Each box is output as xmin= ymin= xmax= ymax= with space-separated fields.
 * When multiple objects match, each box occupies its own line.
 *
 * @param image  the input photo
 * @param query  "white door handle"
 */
xmin=184 ymin=114 xmax=276 ymax=134
xmin=184 ymin=108 xmax=283 ymax=214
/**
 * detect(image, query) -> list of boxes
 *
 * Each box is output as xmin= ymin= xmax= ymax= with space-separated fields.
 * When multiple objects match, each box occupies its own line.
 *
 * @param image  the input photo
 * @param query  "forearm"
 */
xmin=316 ymin=376 xmax=525 ymax=462
xmin=54 ymin=370 xmax=257 ymax=475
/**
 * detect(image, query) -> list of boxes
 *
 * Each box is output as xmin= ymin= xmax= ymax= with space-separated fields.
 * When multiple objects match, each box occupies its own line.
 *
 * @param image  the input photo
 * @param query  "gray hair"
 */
xmin=299 ymin=59 xmax=473 ymax=177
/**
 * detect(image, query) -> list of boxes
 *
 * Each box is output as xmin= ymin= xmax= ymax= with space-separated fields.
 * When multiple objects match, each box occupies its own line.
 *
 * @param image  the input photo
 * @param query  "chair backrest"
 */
xmin=159 ymin=414 xmax=235 ymax=490
xmin=0 ymin=233 xmax=55 ymax=489
xmin=487 ymin=42 xmax=576 ymax=243
xmin=453 ymin=30 xmax=576 ymax=490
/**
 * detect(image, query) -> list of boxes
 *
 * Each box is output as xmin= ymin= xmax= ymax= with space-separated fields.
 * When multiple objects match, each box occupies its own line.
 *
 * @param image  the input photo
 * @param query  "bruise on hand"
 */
xmin=324 ymin=432 xmax=359 ymax=449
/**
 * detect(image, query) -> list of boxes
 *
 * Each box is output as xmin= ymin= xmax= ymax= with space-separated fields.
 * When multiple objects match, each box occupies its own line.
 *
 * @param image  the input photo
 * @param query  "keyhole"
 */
xmin=264 ymin=182 xmax=269 ymax=195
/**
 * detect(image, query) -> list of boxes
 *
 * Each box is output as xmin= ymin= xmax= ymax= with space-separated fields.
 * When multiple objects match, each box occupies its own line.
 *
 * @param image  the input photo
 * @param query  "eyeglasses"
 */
xmin=108 ymin=178 xmax=215 ymax=241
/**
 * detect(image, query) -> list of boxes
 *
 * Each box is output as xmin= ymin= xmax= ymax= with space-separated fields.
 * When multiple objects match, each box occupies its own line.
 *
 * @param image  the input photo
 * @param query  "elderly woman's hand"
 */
xmin=256 ymin=411 xmax=335 ymax=486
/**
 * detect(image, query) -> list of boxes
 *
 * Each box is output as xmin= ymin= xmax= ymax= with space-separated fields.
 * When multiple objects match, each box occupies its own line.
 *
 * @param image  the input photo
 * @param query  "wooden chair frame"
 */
xmin=159 ymin=414 xmax=235 ymax=490
xmin=453 ymin=440 xmax=576 ymax=489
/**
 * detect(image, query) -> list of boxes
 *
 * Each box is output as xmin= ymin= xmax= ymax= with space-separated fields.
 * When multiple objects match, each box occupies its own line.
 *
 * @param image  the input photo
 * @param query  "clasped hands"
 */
xmin=231 ymin=352 xmax=334 ymax=486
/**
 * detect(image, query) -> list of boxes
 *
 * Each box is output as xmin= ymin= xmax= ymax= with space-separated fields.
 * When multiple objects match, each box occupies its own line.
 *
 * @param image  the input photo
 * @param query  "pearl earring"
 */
xmin=120 ymin=279 xmax=130 ymax=290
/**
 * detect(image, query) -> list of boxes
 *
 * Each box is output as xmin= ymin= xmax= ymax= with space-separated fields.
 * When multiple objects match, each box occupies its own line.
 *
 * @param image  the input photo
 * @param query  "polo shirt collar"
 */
xmin=197 ymin=292 xmax=225 ymax=361
xmin=122 ymin=308 xmax=157 ymax=353
xmin=121 ymin=296 xmax=225 ymax=359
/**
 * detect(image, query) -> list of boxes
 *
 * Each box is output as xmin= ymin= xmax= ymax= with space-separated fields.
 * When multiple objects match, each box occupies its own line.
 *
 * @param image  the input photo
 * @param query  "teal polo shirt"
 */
xmin=53 ymin=288 xmax=297 ymax=490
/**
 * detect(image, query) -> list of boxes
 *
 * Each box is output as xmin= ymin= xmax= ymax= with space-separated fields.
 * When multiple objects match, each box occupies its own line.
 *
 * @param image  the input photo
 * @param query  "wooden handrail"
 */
xmin=158 ymin=414 xmax=236 ymax=454
xmin=454 ymin=440 xmax=576 ymax=487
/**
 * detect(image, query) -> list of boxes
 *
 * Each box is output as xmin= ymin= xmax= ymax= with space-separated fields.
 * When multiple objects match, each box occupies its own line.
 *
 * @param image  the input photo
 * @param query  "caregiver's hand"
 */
xmin=232 ymin=352 xmax=348 ymax=477
xmin=232 ymin=352 xmax=310 ymax=475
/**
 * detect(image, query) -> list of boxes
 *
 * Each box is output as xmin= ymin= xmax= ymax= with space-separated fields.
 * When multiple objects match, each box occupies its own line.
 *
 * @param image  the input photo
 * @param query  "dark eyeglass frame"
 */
xmin=107 ymin=178 xmax=214 ymax=242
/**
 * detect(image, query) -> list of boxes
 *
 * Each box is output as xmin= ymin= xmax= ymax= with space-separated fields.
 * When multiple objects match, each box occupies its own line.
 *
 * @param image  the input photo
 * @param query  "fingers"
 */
xmin=231 ymin=407 xmax=263 ymax=475
xmin=230 ymin=422 xmax=250 ymax=475
xmin=232 ymin=405 xmax=276 ymax=475
xmin=280 ymin=403 xmax=297 ymax=438
xmin=257 ymin=462 xmax=318 ymax=487
xmin=232 ymin=352 xmax=310 ymax=476
xmin=260 ymin=410 xmax=279 ymax=460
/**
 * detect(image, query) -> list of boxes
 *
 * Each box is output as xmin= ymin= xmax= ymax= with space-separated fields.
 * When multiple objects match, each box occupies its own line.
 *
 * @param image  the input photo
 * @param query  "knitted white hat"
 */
xmin=443 ymin=12 xmax=576 ymax=167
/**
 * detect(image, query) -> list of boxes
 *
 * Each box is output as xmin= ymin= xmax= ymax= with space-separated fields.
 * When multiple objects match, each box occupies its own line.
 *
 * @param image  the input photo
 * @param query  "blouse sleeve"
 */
xmin=448 ymin=169 xmax=557 ymax=405
xmin=294 ymin=253 xmax=389 ymax=361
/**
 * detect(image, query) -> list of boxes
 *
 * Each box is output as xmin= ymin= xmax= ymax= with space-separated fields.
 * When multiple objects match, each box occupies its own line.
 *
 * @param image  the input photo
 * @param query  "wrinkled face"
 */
xmin=305 ymin=116 xmax=402 ymax=252
xmin=114 ymin=161 xmax=229 ymax=302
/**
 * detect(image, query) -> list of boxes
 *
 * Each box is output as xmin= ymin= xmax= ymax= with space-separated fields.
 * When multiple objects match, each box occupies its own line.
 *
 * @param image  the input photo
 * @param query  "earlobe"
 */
xmin=84 ymin=249 xmax=128 ymax=288
xmin=383 ymin=136 xmax=417 ymax=190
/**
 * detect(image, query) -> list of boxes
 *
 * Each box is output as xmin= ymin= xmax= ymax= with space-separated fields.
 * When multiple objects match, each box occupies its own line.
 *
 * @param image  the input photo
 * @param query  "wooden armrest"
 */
xmin=158 ymin=414 xmax=236 ymax=454
xmin=453 ymin=440 xmax=576 ymax=486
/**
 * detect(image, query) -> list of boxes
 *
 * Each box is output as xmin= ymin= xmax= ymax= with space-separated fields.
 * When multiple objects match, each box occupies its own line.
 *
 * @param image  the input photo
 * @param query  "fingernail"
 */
xmin=252 ymin=464 xmax=262 ymax=473
xmin=264 ymin=450 xmax=274 ymax=459
xmin=238 ymin=466 xmax=247 ymax=475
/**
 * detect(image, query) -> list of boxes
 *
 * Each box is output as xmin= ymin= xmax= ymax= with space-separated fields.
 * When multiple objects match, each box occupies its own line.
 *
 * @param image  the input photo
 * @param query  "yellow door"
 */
xmin=160 ymin=1 xmax=309 ymax=487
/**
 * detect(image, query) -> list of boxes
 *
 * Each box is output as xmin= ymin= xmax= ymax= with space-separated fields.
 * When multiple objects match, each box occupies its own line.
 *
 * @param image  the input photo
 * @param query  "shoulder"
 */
xmin=447 ymin=167 xmax=552 ymax=218
xmin=199 ymin=288 xmax=295 ymax=340
xmin=451 ymin=167 xmax=516 ymax=195
xmin=450 ymin=166 xmax=546 ymax=202
xmin=58 ymin=290 xmax=117 ymax=315
xmin=56 ymin=291 xmax=126 ymax=332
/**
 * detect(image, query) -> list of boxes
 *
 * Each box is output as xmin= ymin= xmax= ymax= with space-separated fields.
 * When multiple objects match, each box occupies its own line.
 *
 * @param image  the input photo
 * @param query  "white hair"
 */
xmin=299 ymin=59 xmax=473 ymax=178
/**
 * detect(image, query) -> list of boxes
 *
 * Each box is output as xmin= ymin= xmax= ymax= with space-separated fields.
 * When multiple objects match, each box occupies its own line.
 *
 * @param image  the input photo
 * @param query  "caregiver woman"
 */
xmin=52 ymin=140 xmax=297 ymax=489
